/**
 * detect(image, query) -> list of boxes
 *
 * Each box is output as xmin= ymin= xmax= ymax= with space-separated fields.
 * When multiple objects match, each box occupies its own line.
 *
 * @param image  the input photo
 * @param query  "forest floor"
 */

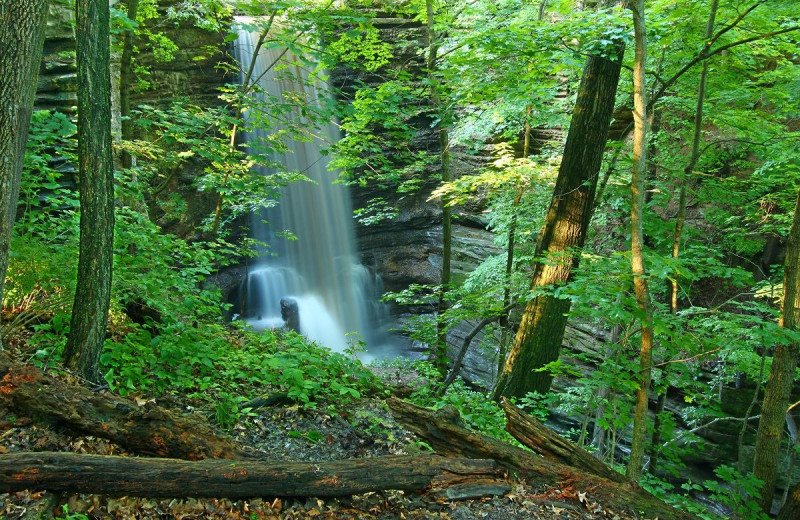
xmin=0 ymin=365 xmax=642 ymax=520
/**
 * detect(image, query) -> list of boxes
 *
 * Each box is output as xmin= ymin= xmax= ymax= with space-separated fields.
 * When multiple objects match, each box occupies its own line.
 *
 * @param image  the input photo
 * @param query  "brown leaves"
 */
xmin=0 ymin=366 xmax=40 ymax=395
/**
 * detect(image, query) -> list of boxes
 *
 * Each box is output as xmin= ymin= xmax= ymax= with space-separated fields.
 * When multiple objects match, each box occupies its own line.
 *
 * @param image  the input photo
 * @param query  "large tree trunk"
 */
xmin=491 ymin=0 xmax=625 ymax=399
xmin=0 ymin=452 xmax=504 ymax=498
xmin=0 ymin=351 xmax=246 ymax=460
xmin=626 ymin=0 xmax=654 ymax=484
xmin=753 ymin=188 xmax=800 ymax=513
xmin=62 ymin=0 xmax=115 ymax=382
xmin=387 ymin=398 xmax=699 ymax=520
xmin=0 ymin=0 xmax=49 ymax=346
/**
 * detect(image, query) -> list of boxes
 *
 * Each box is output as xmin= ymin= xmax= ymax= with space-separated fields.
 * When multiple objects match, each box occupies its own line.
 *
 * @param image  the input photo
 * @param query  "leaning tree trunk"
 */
xmin=492 ymin=0 xmax=625 ymax=400
xmin=0 ymin=0 xmax=49 ymax=346
xmin=753 ymin=188 xmax=800 ymax=514
xmin=62 ymin=0 xmax=115 ymax=382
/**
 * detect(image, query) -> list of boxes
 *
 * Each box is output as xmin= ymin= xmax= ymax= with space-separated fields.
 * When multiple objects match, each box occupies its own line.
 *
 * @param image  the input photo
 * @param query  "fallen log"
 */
xmin=0 ymin=452 xmax=506 ymax=498
xmin=0 ymin=351 xmax=246 ymax=460
xmin=501 ymin=397 xmax=626 ymax=483
xmin=387 ymin=397 xmax=699 ymax=520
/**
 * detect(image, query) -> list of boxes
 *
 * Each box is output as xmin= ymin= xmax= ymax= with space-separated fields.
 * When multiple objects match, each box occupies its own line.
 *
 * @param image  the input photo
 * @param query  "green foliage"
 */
xmin=407 ymin=360 xmax=512 ymax=442
xmin=99 ymin=321 xmax=380 ymax=415
xmin=4 ymin=110 xmax=79 ymax=320
xmin=54 ymin=505 xmax=90 ymax=520
xmin=643 ymin=466 xmax=770 ymax=520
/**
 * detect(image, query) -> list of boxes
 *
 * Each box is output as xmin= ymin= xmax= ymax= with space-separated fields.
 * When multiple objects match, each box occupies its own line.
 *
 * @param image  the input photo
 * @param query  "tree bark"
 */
xmin=625 ymin=0 xmax=653 ymax=483
xmin=0 ymin=0 xmax=49 ymax=347
xmin=0 ymin=452 xmax=504 ymax=498
xmin=491 ymin=0 xmax=625 ymax=399
xmin=62 ymin=0 xmax=115 ymax=383
xmin=119 ymin=0 xmax=139 ymax=170
xmin=753 ymin=188 xmax=800 ymax=513
xmin=0 ymin=351 xmax=246 ymax=460
xmin=387 ymin=397 xmax=698 ymax=520
xmin=500 ymin=398 xmax=627 ymax=483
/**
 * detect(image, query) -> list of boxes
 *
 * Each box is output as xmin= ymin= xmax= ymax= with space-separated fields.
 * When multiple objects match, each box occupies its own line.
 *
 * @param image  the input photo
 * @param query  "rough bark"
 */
xmin=753 ymin=188 xmax=800 ymax=513
xmin=0 ymin=452 xmax=504 ymax=498
xmin=500 ymin=398 xmax=626 ymax=483
xmin=387 ymin=398 xmax=698 ymax=520
xmin=0 ymin=0 xmax=49 ymax=346
xmin=491 ymin=0 xmax=625 ymax=399
xmin=0 ymin=351 xmax=246 ymax=460
xmin=625 ymin=0 xmax=654 ymax=483
xmin=62 ymin=0 xmax=115 ymax=382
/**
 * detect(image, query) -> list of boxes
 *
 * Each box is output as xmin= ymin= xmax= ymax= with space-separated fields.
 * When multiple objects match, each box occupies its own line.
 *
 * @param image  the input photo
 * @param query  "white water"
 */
xmin=232 ymin=21 xmax=391 ymax=357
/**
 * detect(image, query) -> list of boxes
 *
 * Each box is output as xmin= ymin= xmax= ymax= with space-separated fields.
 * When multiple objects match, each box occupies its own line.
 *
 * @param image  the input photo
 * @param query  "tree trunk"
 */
xmin=119 ymin=0 xmax=139 ymax=170
xmin=0 ymin=452 xmax=504 ymax=498
xmin=62 ymin=0 xmax=115 ymax=383
xmin=426 ymin=0 xmax=452 ymax=376
xmin=491 ymin=0 xmax=625 ymax=400
xmin=387 ymin=397 xmax=699 ymax=520
xmin=0 ymin=0 xmax=49 ymax=347
xmin=753 ymin=188 xmax=800 ymax=513
xmin=625 ymin=0 xmax=653 ymax=483
xmin=0 ymin=351 xmax=246 ymax=460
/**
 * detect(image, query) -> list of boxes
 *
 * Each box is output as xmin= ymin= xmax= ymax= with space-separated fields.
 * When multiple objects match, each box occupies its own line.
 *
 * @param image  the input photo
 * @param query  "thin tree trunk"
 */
xmin=625 ymin=0 xmax=653 ymax=483
xmin=119 ymin=0 xmax=139 ymax=170
xmin=498 ymin=107 xmax=531 ymax=374
xmin=0 ymin=0 xmax=49 ymax=348
xmin=62 ymin=0 xmax=115 ymax=383
xmin=211 ymin=12 xmax=280 ymax=236
xmin=594 ymin=296 xmax=623 ymax=458
xmin=738 ymin=350 xmax=766 ymax=473
xmin=651 ymin=0 xmax=719 ymax=474
xmin=426 ymin=0 xmax=452 ymax=376
xmin=492 ymin=0 xmax=625 ymax=400
xmin=753 ymin=187 xmax=800 ymax=513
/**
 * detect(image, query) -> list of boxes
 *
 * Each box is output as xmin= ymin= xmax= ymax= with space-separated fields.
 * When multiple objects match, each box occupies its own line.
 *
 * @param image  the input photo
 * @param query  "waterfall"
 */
xmin=232 ymin=20 xmax=390 ymax=356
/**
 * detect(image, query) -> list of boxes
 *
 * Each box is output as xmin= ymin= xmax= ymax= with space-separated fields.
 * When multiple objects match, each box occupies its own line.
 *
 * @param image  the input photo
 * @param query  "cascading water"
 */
xmin=232 ymin=20 xmax=391 ymax=357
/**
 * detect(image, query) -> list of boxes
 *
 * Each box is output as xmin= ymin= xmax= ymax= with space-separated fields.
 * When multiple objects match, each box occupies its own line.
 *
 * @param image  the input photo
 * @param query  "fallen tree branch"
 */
xmin=0 ymin=452 xmax=505 ymax=498
xmin=0 ymin=351 xmax=246 ymax=460
xmin=442 ymin=302 xmax=516 ymax=391
xmin=387 ymin=397 xmax=699 ymax=520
